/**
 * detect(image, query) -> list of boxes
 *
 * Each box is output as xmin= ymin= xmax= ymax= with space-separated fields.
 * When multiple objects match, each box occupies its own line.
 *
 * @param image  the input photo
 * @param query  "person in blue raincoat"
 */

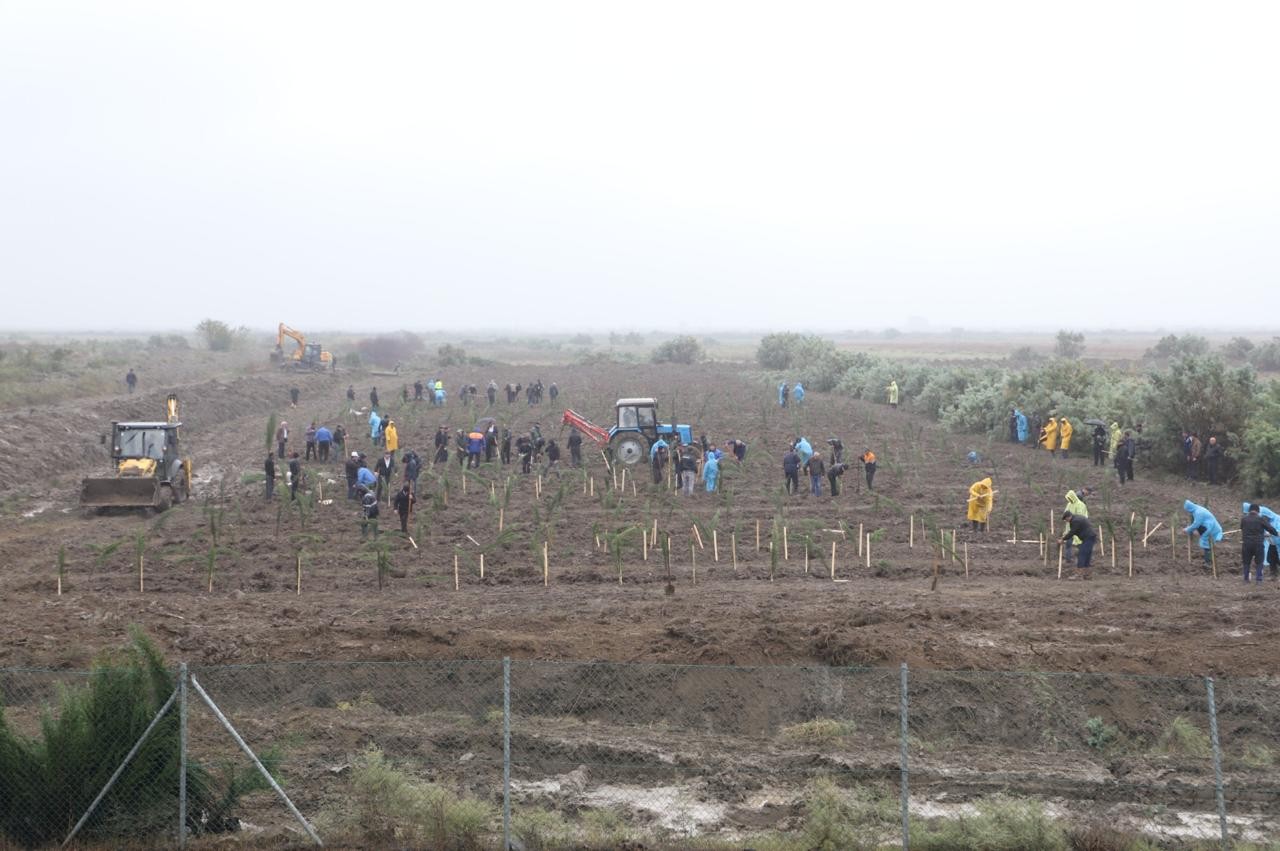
xmin=1015 ymin=409 xmax=1028 ymax=443
xmin=794 ymin=436 xmax=813 ymax=467
xmin=701 ymin=452 xmax=720 ymax=493
xmin=1183 ymin=500 xmax=1224 ymax=567
xmin=435 ymin=386 xmax=446 ymax=405
xmin=778 ymin=382 xmax=789 ymax=407
xmin=1246 ymin=502 xmax=1280 ymax=578
xmin=369 ymin=409 xmax=382 ymax=441
xmin=793 ymin=383 xmax=805 ymax=404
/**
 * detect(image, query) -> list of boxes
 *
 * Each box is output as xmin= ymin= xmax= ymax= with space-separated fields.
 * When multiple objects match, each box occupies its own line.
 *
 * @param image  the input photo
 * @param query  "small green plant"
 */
xmin=513 ymin=807 xmax=574 ymax=851
xmin=1156 ymin=716 xmax=1210 ymax=757
xmin=912 ymin=795 xmax=1068 ymax=850
xmin=780 ymin=719 xmax=856 ymax=744
xmin=799 ymin=778 xmax=892 ymax=851
xmin=1243 ymin=742 xmax=1275 ymax=768
xmin=1084 ymin=716 xmax=1118 ymax=751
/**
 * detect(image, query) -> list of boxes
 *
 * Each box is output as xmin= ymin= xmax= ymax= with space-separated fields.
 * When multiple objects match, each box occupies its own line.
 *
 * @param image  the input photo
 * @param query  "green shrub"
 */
xmin=0 ymin=629 xmax=271 ymax=847
xmin=1156 ymin=716 xmax=1210 ymax=757
xmin=913 ymin=795 xmax=1068 ymax=851
xmin=341 ymin=746 xmax=495 ymax=848
xmin=513 ymin=807 xmax=574 ymax=850
xmin=1084 ymin=716 xmax=1118 ymax=751
xmin=798 ymin=778 xmax=894 ymax=851
xmin=779 ymin=718 xmax=856 ymax=744
xmin=652 ymin=335 xmax=704 ymax=364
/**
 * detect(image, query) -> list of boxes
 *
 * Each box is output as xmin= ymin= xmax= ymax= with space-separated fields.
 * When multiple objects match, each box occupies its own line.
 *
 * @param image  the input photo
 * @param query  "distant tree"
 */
xmin=1144 ymin=334 xmax=1209 ymax=361
xmin=435 ymin=343 xmax=467 ymax=366
xmin=1223 ymin=336 xmax=1255 ymax=360
xmin=568 ymin=333 xmax=593 ymax=345
xmin=1240 ymin=381 xmax=1280 ymax=496
xmin=1143 ymin=355 xmax=1257 ymax=476
xmin=756 ymin=333 xmax=812 ymax=370
xmin=651 ymin=335 xmax=704 ymax=364
xmin=1054 ymin=330 xmax=1086 ymax=359
xmin=1250 ymin=339 xmax=1280 ymax=371
xmin=196 ymin=319 xmax=235 ymax=352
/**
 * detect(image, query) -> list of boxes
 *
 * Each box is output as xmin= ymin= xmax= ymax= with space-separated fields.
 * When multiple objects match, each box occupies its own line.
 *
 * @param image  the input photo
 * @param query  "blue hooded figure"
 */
xmin=702 ymin=453 xmax=720 ymax=492
xmin=435 ymin=387 xmax=446 ymax=405
xmin=368 ymin=410 xmax=382 ymax=440
xmin=1015 ymin=409 xmax=1029 ymax=443
xmin=649 ymin=437 xmax=668 ymax=461
xmin=778 ymin=382 xmax=788 ymax=407
xmin=1184 ymin=500 xmax=1223 ymax=565
xmin=793 ymin=383 xmax=805 ymax=404
xmin=794 ymin=437 xmax=813 ymax=467
xmin=1245 ymin=502 xmax=1280 ymax=565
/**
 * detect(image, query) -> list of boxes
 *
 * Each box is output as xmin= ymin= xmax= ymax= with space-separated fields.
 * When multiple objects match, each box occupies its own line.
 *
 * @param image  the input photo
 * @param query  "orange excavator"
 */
xmin=272 ymin=322 xmax=333 ymax=370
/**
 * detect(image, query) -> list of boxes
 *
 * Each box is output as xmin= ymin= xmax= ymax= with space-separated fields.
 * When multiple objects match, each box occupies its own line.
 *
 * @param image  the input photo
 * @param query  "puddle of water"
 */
xmin=22 ymin=501 xmax=53 ymax=518
xmin=583 ymin=784 xmax=726 ymax=834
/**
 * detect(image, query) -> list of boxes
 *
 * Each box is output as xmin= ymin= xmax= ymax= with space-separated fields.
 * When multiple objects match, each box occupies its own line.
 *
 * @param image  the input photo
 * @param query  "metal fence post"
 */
xmin=178 ymin=662 xmax=188 ymax=848
xmin=1205 ymin=676 xmax=1228 ymax=847
xmin=503 ymin=657 xmax=512 ymax=851
xmin=899 ymin=662 xmax=910 ymax=850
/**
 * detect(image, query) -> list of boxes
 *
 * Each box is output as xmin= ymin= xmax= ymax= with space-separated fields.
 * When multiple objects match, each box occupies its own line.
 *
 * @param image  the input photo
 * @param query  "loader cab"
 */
xmin=615 ymin=398 xmax=657 ymax=433
xmin=111 ymin=422 xmax=181 ymax=470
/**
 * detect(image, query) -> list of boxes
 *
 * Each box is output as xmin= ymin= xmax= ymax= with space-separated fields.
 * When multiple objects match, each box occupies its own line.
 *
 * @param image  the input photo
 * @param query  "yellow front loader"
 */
xmin=80 ymin=394 xmax=193 ymax=511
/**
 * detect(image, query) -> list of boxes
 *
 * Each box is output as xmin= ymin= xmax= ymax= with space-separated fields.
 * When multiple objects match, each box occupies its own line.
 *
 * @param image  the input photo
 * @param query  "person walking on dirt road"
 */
xmin=1060 ymin=510 xmax=1097 ymax=579
xmin=967 ymin=475 xmax=994 ymax=532
xmin=1240 ymin=503 xmax=1279 ymax=584
xmin=264 ymin=451 xmax=276 ymax=500
xmin=126 ymin=369 xmax=137 ymax=394
xmin=370 ymin=387 xmax=379 ymax=410
xmin=347 ymin=385 xmax=356 ymax=407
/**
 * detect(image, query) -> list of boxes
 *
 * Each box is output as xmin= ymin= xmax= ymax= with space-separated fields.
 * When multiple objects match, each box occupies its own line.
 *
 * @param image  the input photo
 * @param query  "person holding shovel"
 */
xmin=393 ymin=483 xmax=415 ymax=534
xmin=967 ymin=475 xmax=994 ymax=532
xmin=1060 ymin=510 xmax=1097 ymax=579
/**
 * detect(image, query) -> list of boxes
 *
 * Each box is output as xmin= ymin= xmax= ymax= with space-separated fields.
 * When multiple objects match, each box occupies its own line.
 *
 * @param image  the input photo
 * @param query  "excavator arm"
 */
xmin=561 ymin=409 xmax=611 ymax=445
xmin=277 ymin=323 xmax=307 ymax=358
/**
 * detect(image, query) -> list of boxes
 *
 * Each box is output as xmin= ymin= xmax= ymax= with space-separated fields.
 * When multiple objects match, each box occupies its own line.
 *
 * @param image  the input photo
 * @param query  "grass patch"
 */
xmin=1155 ymin=716 xmax=1210 ymax=757
xmin=780 ymin=719 xmax=856 ymax=744
xmin=913 ymin=795 xmax=1068 ymax=851
xmin=1084 ymin=716 xmax=1118 ymax=751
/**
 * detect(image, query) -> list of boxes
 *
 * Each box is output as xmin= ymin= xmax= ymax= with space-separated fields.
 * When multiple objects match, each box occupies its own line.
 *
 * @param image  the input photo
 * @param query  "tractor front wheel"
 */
xmin=610 ymin=432 xmax=650 ymax=467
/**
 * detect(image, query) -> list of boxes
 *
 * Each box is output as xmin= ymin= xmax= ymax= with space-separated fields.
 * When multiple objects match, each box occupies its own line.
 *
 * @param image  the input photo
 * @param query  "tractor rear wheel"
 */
xmin=610 ymin=432 xmax=649 ymax=467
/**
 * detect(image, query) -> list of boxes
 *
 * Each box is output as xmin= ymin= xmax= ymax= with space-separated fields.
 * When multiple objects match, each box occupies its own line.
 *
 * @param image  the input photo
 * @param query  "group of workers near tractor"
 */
xmin=779 ymin=437 xmax=876 ymax=498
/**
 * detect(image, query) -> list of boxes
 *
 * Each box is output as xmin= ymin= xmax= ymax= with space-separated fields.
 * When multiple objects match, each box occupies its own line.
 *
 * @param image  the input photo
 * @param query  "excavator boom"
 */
xmin=561 ymin=409 xmax=611 ymax=445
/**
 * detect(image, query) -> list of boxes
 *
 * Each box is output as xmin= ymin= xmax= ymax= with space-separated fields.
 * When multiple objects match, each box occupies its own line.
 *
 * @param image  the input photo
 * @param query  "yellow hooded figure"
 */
xmin=1064 ymin=489 xmax=1088 ymax=544
xmin=1108 ymin=422 xmax=1122 ymax=457
xmin=887 ymin=381 xmax=899 ymax=406
xmin=385 ymin=421 xmax=398 ymax=452
xmin=967 ymin=477 xmax=994 ymax=524
xmin=1058 ymin=417 xmax=1073 ymax=451
xmin=1040 ymin=418 xmax=1058 ymax=451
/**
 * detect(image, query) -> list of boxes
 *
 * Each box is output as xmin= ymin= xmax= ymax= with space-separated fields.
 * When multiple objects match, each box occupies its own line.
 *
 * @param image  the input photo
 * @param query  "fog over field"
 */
xmin=2 ymin=2 xmax=1277 ymax=333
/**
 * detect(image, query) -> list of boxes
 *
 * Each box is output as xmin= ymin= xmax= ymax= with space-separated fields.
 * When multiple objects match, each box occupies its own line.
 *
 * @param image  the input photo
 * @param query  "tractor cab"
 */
xmin=615 ymin=398 xmax=658 ymax=433
xmin=111 ymin=422 xmax=181 ymax=475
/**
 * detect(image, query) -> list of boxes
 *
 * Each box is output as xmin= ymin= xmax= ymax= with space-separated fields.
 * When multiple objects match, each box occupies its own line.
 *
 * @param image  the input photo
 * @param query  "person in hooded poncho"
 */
xmin=1063 ymin=489 xmax=1088 ymax=561
xmin=1183 ymin=500 xmax=1223 ymax=567
xmin=967 ymin=476 xmax=994 ymax=531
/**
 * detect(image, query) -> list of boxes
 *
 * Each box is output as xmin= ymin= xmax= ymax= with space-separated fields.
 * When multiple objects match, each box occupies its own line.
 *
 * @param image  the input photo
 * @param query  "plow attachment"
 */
xmin=80 ymin=477 xmax=162 ymax=508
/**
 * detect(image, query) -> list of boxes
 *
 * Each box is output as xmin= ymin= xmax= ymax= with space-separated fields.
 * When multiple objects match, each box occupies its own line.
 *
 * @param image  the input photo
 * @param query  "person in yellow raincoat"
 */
xmin=886 ymin=380 xmax=899 ymax=407
xmin=1058 ymin=417 xmax=1073 ymax=460
xmin=1108 ymin=422 xmax=1122 ymax=460
xmin=967 ymin=476 xmax=994 ymax=532
xmin=385 ymin=419 xmax=399 ymax=461
xmin=1039 ymin=417 xmax=1059 ymax=455
xmin=1063 ymin=488 xmax=1088 ymax=560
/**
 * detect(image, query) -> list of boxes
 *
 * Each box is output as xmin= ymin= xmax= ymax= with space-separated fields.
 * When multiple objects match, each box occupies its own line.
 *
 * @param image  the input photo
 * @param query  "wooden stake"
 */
xmin=139 ymin=553 xmax=144 ymax=594
xmin=858 ymin=523 xmax=864 ymax=556
xmin=590 ymin=477 xmax=595 ymax=497
xmin=1057 ymin=542 xmax=1063 ymax=579
xmin=865 ymin=533 xmax=871 ymax=569
xmin=1049 ymin=509 xmax=1054 ymax=537
xmin=909 ymin=515 xmax=914 ymax=548
xmin=732 ymin=533 xmax=738 ymax=570
xmin=783 ymin=527 xmax=789 ymax=560
xmin=804 ymin=546 xmax=809 ymax=574
xmin=479 ymin=553 xmax=485 ymax=579
xmin=1210 ymin=540 xmax=1217 ymax=579
xmin=620 ymin=468 xmax=626 ymax=493
xmin=691 ymin=543 xmax=697 ymax=583
xmin=462 ymin=474 xmax=467 ymax=494
xmin=543 ymin=541 xmax=549 ymax=586
xmin=652 ymin=517 xmax=658 ymax=543
xmin=499 ymin=508 xmax=504 ymax=532
xmin=768 ymin=541 xmax=774 ymax=581
xmin=712 ymin=530 xmax=719 ymax=562
xmin=1099 ymin=533 xmax=1105 ymax=557
xmin=454 ymin=553 xmax=459 ymax=590
xmin=1128 ymin=538 xmax=1134 ymax=578
xmin=643 ymin=529 xmax=648 ymax=561
xmin=536 ymin=475 xmax=542 ymax=498
xmin=491 ymin=481 xmax=496 ymax=498
xmin=963 ymin=542 xmax=969 ymax=578
xmin=755 ymin=520 xmax=761 ymax=552
xmin=1143 ymin=517 xmax=1149 ymax=547
xmin=1039 ymin=532 xmax=1044 ymax=559
xmin=1186 ymin=532 xmax=1192 ymax=563
xmin=830 ymin=541 xmax=837 ymax=580
xmin=1111 ymin=537 xmax=1117 ymax=569
xmin=296 ymin=552 xmax=302 ymax=595
xmin=692 ymin=525 xmax=705 ymax=550
xmin=1142 ymin=521 xmax=1163 ymax=545
xmin=952 ymin=529 xmax=958 ymax=563
xmin=595 ymin=534 xmax=601 ymax=549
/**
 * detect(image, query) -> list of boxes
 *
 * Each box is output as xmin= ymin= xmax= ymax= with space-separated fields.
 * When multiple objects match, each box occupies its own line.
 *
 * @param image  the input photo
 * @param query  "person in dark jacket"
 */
xmin=1092 ymin=425 xmax=1107 ymax=466
xmin=347 ymin=385 xmax=356 ymax=406
xmin=466 ymin=431 xmax=485 ymax=469
xmin=485 ymin=425 xmax=498 ymax=462
xmin=433 ymin=425 xmax=450 ymax=464
xmin=500 ymin=428 xmax=512 ymax=465
xmin=567 ymin=427 xmax=583 ymax=467
xmin=304 ymin=423 xmax=318 ymax=460
xmin=374 ymin=452 xmax=395 ymax=502
xmin=454 ymin=429 xmax=469 ymax=467
xmin=393 ymin=484 xmax=414 ymax=533
xmin=859 ymin=449 xmax=877 ymax=490
xmin=288 ymin=452 xmax=301 ymax=500
xmin=126 ymin=368 xmax=137 ymax=394
xmin=264 ymin=451 xmax=276 ymax=499
xmin=344 ymin=451 xmax=361 ymax=499
xmin=1116 ymin=431 xmax=1136 ymax=483
xmin=370 ymin=387 xmax=380 ymax=410
xmin=516 ymin=434 xmax=534 ymax=474
xmin=1205 ymin=436 xmax=1224 ymax=485
xmin=402 ymin=450 xmax=422 ymax=490
xmin=413 ymin=380 xmax=424 ymax=401
xmin=290 ymin=386 xmax=300 ymax=407
xmin=1060 ymin=510 xmax=1097 ymax=578
xmin=1008 ymin=409 xmax=1018 ymax=443
xmin=544 ymin=439 xmax=561 ymax=476
xmin=677 ymin=447 xmax=698 ymax=495
xmin=827 ymin=461 xmax=848 ymax=497
xmin=548 ymin=382 xmax=559 ymax=403
xmin=782 ymin=447 xmax=801 ymax=495
xmin=805 ymin=452 xmax=826 ymax=497
xmin=487 ymin=381 xmax=498 ymax=405
xmin=1240 ymin=503 xmax=1279 ymax=584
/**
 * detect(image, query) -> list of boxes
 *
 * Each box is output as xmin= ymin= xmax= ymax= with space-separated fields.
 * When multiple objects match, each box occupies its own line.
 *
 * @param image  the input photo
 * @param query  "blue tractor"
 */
xmin=562 ymin=397 xmax=695 ymax=466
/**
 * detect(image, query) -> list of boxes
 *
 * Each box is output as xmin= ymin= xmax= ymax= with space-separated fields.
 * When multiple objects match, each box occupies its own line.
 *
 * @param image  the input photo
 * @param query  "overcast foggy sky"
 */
xmin=1 ymin=2 xmax=1277 ymax=334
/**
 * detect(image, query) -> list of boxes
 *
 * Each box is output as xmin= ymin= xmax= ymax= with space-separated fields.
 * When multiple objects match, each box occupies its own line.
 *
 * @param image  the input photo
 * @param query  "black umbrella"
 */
xmin=1083 ymin=418 xmax=1107 ymax=427
xmin=474 ymin=416 xmax=497 ymax=432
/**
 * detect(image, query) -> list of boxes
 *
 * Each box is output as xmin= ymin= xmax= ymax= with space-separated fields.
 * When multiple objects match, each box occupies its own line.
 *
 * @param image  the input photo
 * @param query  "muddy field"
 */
xmin=1 ymin=353 xmax=1276 ymax=846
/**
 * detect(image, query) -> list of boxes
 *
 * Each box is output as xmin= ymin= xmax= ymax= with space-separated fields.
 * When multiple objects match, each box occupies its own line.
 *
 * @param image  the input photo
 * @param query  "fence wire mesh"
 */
xmin=0 ymin=661 xmax=1276 ymax=848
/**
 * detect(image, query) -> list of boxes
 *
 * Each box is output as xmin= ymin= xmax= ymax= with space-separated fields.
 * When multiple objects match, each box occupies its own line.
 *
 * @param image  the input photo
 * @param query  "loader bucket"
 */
xmin=80 ymin=477 xmax=162 ymax=508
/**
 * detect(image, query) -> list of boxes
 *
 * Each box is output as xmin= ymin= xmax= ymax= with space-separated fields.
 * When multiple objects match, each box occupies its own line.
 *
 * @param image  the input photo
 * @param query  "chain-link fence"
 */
xmin=1 ymin=661 xmax=1277 ymax=848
